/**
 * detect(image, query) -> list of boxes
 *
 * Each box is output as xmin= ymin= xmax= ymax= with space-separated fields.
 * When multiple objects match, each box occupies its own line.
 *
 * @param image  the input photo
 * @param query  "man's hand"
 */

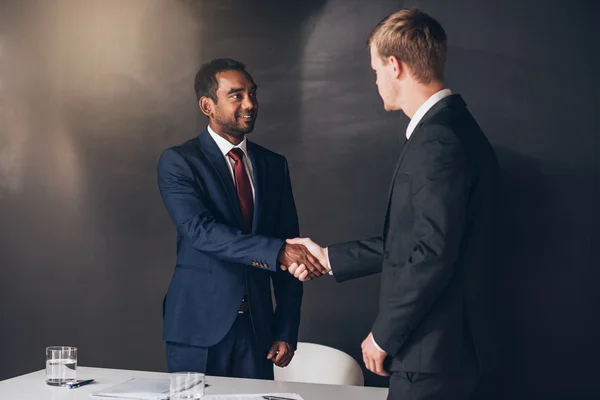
xmin=281 ymin=238 xmax=330 ymax=281
xmin=361 ymin=332 xmax=390 ymax=377
xmin=267 ymin=341 xmax=294 ymax=367
xmin=277 ymin=243 xmax=328 ymax=280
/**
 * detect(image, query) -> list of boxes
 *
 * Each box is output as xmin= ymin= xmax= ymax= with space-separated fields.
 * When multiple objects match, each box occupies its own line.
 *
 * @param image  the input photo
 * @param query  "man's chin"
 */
xmin=383 ymin=103 xmax=400 ymax=113
xmin=239 ymin=122 xmax=255 ymax=133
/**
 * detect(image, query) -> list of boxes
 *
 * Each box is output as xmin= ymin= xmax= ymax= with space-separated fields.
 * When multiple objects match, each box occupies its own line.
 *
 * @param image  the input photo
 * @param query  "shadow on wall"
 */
xmin=492 ymin=146 xmax=549 ymax=400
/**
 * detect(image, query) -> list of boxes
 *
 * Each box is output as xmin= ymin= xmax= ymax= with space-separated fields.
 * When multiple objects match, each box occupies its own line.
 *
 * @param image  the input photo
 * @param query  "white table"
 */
xmin=0 ymin=366 xmax=388 ymax=400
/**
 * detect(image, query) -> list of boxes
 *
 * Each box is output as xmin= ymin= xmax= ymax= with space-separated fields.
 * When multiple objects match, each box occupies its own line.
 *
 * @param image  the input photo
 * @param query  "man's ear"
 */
xmin=389 ymin=56 xmax=403 ymax=79
xmin=199 ymin=97 xmax=213 ymax=117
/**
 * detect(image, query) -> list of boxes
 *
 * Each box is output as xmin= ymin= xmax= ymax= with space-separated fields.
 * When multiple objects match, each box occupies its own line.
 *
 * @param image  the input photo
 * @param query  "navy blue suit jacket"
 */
xmin=157 ymin=129 xmax=303 ymax=353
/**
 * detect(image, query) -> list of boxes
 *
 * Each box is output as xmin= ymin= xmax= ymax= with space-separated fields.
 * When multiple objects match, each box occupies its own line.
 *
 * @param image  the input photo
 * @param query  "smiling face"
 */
xmin=201 ymin=69 xmax=258 ymax=142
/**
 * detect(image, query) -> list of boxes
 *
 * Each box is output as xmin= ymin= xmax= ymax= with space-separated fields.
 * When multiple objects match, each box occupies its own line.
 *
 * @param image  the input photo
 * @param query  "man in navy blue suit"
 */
xmin=157 ymin=59 xmax=327 ymax=379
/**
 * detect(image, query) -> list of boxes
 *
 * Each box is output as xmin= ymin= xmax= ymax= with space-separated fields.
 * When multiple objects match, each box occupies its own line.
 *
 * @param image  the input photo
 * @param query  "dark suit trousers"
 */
xmin=166 ymin=313 xmax=273 ymax=380
xmin=388 ymin=371 xmax=479 ymax=400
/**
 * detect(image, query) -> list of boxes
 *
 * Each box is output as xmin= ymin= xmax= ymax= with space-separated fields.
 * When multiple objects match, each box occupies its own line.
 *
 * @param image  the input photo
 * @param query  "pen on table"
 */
xmin=262 ymin=396 xmax=295 ymax=400
xmin=68 ymin=379 xmax=95 ymax=389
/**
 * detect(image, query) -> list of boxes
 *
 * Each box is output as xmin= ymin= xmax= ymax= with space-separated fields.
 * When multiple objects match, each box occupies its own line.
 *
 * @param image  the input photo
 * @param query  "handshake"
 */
xmin=277 ymin=238 xmax=330 ymax=281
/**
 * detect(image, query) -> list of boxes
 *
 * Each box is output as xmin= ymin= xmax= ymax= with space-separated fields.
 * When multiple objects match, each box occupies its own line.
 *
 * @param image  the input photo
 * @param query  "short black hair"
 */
xmin=194 ymin=58 xmax=250 ymax=102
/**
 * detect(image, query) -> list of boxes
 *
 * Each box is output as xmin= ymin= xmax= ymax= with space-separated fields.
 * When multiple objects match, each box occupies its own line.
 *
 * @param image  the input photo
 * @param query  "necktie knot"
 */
xmin=228 ymin=147 xmax=244 ymax=162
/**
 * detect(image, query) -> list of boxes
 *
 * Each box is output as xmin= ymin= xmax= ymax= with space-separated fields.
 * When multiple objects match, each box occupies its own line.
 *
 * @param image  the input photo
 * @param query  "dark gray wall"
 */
xmin=1 ymin=0 xmax=598 ymax=399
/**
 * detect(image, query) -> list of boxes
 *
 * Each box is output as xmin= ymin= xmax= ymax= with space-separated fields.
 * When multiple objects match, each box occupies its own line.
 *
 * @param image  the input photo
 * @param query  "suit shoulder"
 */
xmin=161 ymin=137 xmax=199 ymax=158
xmin=410 ymin=117 xmax=466 ymax=164
xmin=417 ymin=119 xmax=460 ymax=144
xmin=158 ymin=138 xmax=201 ymax=169
xmin=420 ymin=105 xmax=490 ymax=148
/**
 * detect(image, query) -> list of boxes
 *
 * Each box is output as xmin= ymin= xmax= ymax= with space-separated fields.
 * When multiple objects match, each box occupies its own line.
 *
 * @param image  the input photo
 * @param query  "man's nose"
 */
xmin=242 ymin=95 xmax=257 ymax=109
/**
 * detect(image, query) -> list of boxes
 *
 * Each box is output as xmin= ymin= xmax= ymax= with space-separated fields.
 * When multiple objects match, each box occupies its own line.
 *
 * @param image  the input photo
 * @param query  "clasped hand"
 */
xmin=277 ymin=238 xmax=330 ymax=281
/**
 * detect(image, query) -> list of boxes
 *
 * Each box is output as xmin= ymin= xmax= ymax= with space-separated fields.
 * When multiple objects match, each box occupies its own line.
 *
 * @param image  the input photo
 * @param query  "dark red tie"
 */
xmin=228 ymin=148 xmax=254 ymax=233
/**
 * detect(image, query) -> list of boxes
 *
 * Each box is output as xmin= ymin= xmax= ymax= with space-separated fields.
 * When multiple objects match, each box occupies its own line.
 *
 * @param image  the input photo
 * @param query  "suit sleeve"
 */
xmin=371 ymin=126 xmax=468 ymax=357
xmin=271 ymin=159 xmax=303 ymax=348
xmin=327 ymin=237 xmax=384 ymax=282
xmin=157 ymin=148 xmax=284 ymax=271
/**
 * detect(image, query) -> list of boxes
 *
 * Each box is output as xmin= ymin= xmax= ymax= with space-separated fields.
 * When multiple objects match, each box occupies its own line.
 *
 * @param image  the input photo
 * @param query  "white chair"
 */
xmin=274 ymin=342 xmax=364 ymax=386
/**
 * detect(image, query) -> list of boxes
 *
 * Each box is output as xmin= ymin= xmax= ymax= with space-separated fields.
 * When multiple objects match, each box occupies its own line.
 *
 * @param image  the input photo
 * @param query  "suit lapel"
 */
xmin=383 ymin=94 xmax=466 ymax=237
xmin=248 ymin=142 xmax=265 ymax=234
xmin=197 ymin=129 xmax=244 ymax=227
xmin=383 ymin=141 xmax=411 ymax=237
xmin=386 ymin=139 xmax=411 ymax=202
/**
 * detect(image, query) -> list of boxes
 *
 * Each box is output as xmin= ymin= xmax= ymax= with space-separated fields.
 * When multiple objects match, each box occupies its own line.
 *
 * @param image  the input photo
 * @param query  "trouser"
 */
xmin=388 ymin=371 xmax=479 ymax=400
xmin=166 ymin=312 xmax=273 ymax=380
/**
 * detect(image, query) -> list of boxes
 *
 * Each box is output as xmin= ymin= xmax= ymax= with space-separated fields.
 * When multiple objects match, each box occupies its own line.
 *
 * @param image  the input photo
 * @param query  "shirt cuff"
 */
xmin=326 ymin=247 xmax=333 ymax=275
xmin=372 ymin=334 xmax=384 ymax=352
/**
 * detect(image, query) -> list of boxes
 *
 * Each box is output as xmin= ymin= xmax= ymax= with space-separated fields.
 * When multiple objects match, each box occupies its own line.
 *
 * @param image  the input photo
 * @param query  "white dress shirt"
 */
xmin=405 ymin=88 xmax=452 ymax=139
xmin=328 ymin=88 xmax=453 ymax=352
xmin=207 ymin=125 xmax=255 ymax=200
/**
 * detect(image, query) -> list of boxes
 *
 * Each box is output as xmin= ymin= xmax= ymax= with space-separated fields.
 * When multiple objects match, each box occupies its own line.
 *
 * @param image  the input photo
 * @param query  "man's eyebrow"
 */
xmin=227 ymin=87 xmax=244 ymax=95
xmin=227 ymin=84 xmax=258 ymax=94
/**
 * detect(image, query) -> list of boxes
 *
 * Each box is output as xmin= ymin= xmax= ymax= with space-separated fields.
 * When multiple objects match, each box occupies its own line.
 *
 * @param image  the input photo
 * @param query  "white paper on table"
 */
xmin=90 ymin=378 xmax=170 ymax=400
xmin=203 ymin=393 xmax=304 ymax=400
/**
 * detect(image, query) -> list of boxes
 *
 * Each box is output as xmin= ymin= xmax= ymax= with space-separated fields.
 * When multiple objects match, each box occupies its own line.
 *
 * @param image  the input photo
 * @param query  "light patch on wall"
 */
xmin=0 ymin=37 xmax=26 ymax=196
xmin=0 ymin=40 xmax=4 ymax=91
xmin=54 ymin=0 xmax=150 ymax=82
xmin=49 ymin=127 xmax=82 ymax=202
xmin=0 ymin=107 xmax=28 ymax=196
xmin=52 ymin=0 xmax=189 ymax=147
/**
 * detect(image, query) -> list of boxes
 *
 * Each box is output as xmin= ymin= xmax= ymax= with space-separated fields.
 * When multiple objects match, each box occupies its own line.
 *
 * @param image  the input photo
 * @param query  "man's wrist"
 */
xmin=372 ymin=333 xmax=385 ymax=352
xmin=325 ymin=247 xmax=334 ymax=275
xmin=276 ymin=242 xmax=287 ymax=263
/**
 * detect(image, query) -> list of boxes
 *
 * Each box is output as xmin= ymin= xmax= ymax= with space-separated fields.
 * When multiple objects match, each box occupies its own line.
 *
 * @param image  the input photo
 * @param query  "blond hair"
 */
xmin=368 ymin=8 xmax=447 ymax=83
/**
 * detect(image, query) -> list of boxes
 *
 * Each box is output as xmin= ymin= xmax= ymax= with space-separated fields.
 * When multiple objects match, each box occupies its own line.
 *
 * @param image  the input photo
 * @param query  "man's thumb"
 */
xmin=267 ymin=345 xmax=277 ymax=359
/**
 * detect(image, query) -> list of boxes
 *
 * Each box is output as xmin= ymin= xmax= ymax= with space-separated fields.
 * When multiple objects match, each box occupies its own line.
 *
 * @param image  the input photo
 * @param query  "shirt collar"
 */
xmin=207 ymin=125 xmax=249 ymax=159
xmin=405 ymin=88 xmax=452 ymax=139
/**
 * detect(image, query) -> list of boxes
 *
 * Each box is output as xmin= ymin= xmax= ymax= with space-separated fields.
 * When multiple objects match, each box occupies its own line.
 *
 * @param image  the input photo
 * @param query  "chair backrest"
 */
xmin=274 ymin=342 xmax=364 ymax=386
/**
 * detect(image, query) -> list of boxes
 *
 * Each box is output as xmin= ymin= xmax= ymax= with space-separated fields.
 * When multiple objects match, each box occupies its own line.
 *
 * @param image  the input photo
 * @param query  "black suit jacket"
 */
xmin=328 ymin=94 xmax=498 ymax=374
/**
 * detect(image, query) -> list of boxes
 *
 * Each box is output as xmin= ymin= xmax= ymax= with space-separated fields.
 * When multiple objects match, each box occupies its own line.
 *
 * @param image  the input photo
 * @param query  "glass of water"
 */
xmin=169 ymin=372 xmax=205 ymax=399
xmin=46 ymin=346 xmax=77 ymax=386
